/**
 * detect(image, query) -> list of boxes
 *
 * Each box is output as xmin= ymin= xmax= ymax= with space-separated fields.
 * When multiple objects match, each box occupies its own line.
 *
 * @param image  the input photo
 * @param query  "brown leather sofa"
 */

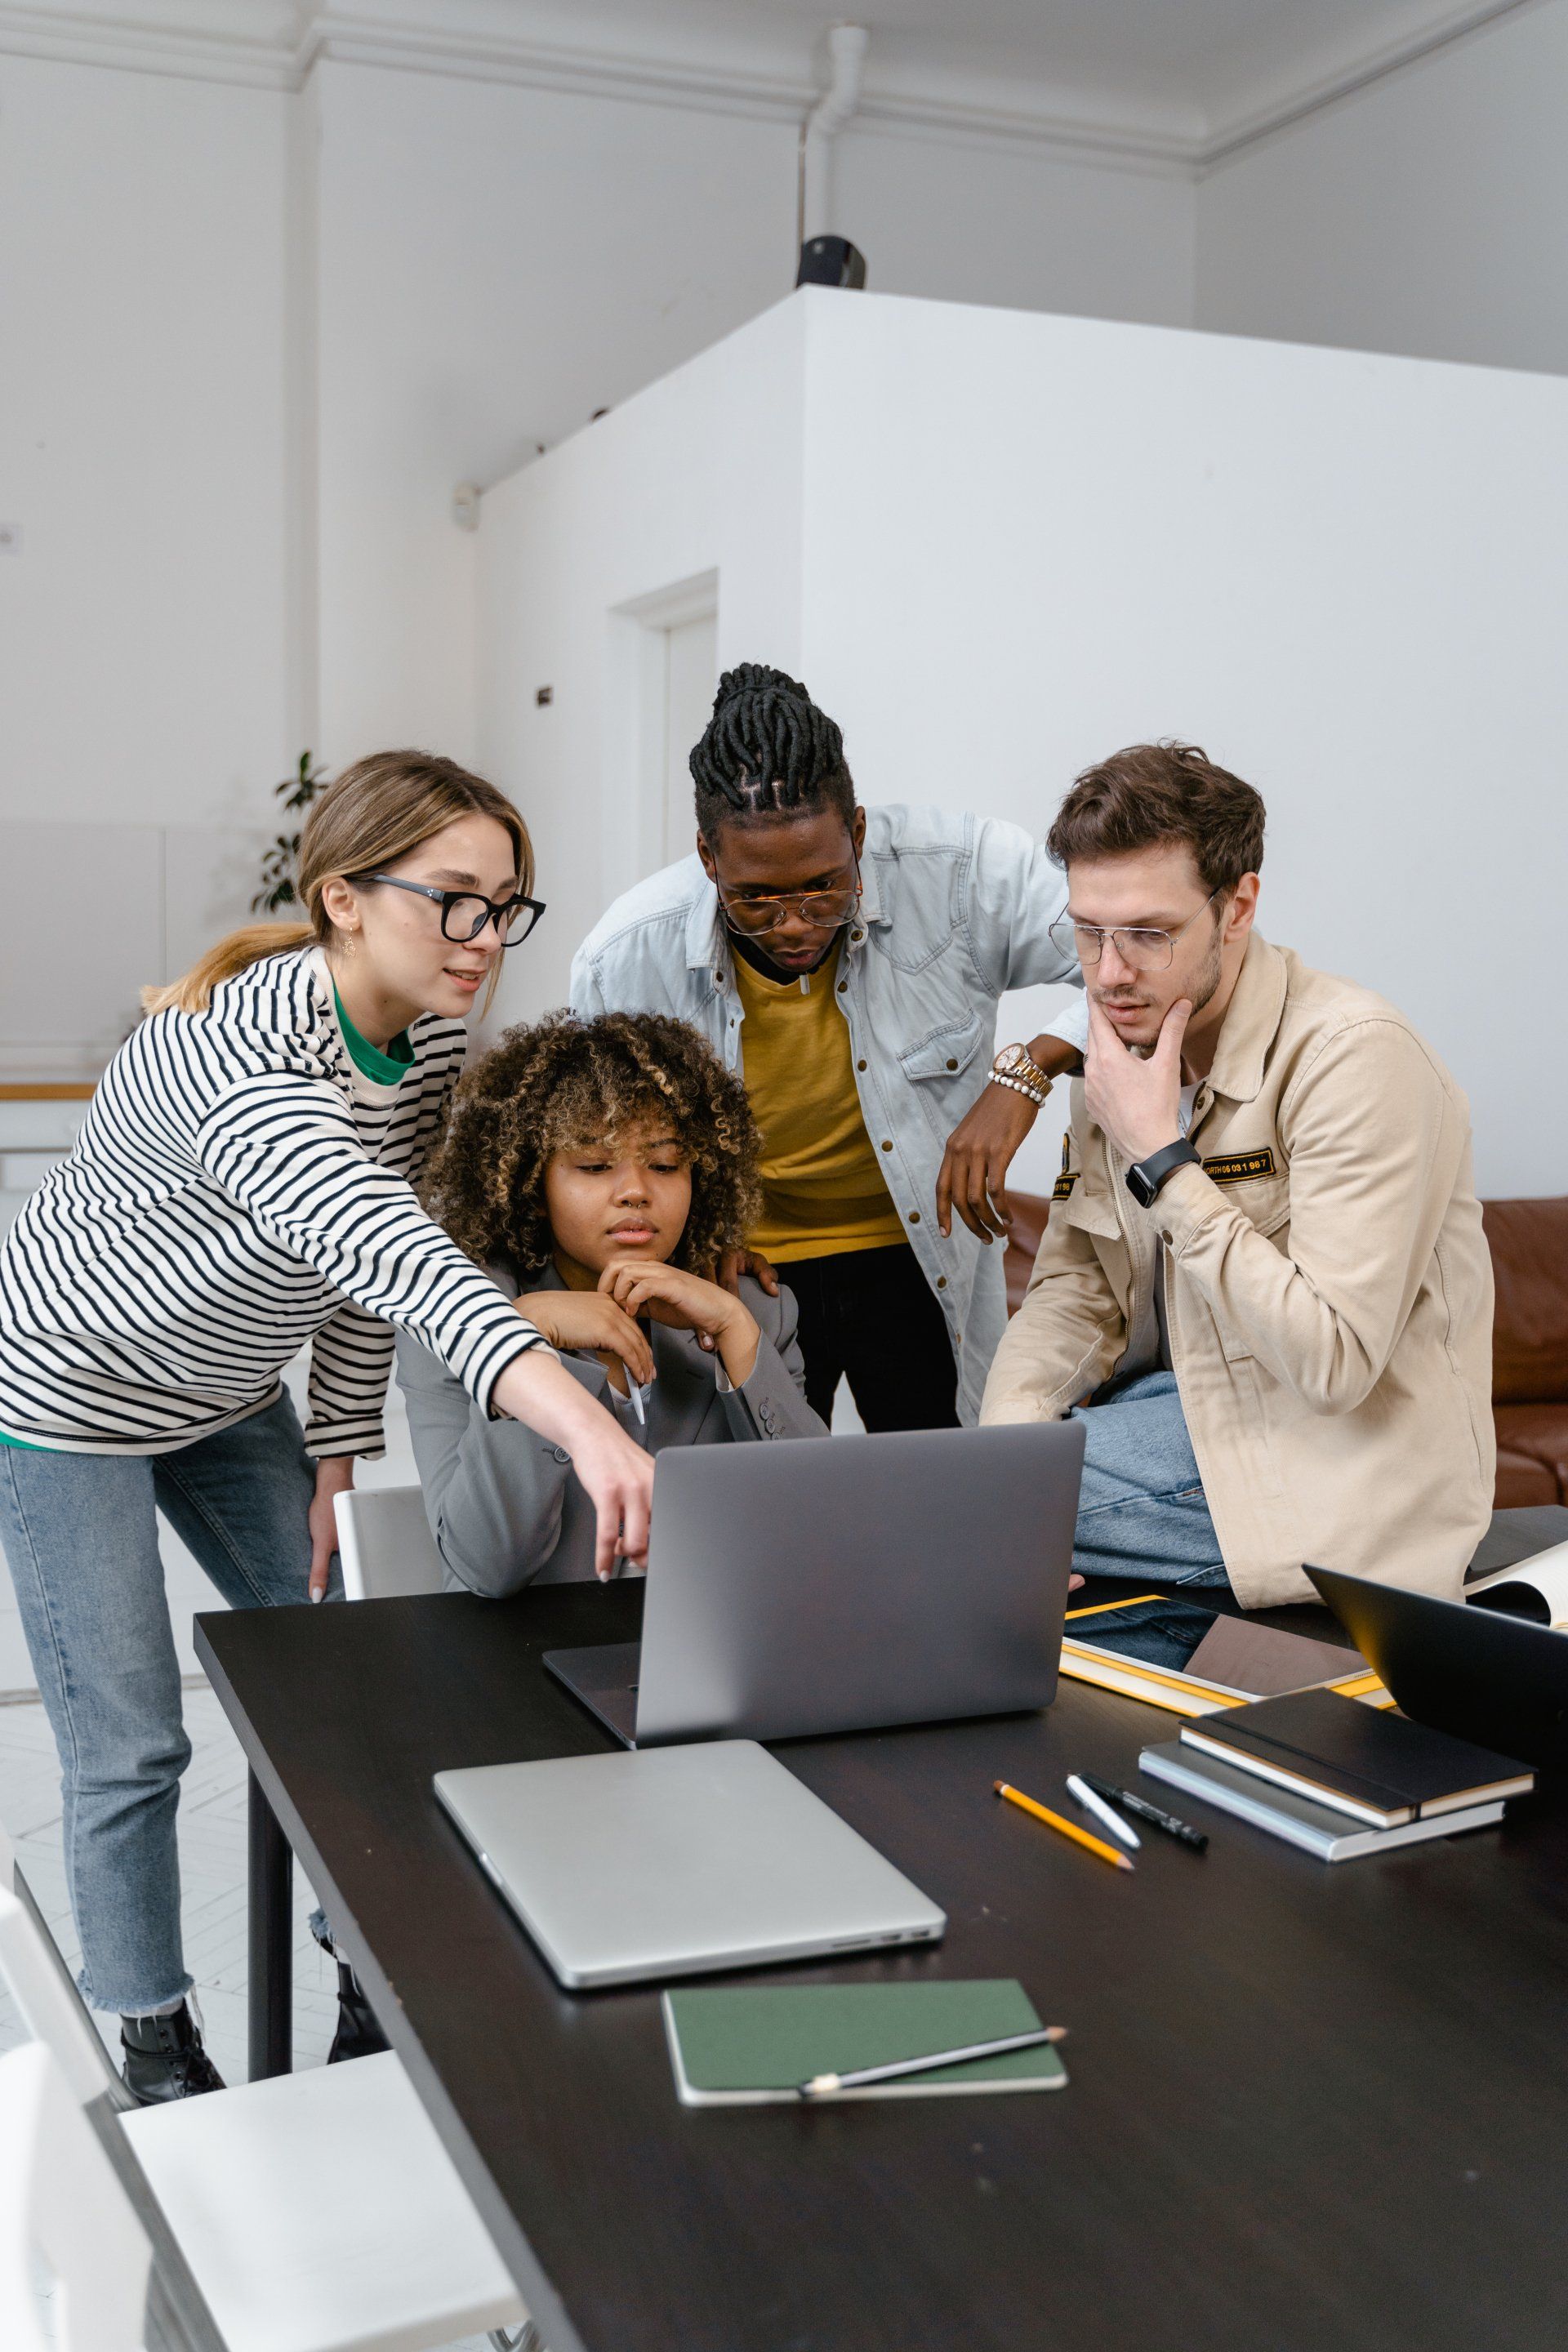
xmin=1002 ymin=1189 xmax=1568 ymax=1508
xmin=1002 ymin=1191 xmax=1051 ymax=1320
xmin=1484 ymin=1198 xmax=1568 ymax=1505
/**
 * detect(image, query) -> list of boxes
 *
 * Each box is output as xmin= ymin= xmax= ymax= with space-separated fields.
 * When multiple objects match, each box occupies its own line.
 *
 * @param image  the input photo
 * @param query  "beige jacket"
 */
xmin=982 ymin=937 xmax=1494 ymax=1606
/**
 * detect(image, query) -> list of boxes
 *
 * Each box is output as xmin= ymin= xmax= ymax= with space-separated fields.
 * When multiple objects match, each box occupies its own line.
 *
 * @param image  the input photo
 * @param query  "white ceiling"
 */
xmin=0 ymin=0 xmax=1541 ymax=155
xmin=559 ymin=0 xmax=1538 ymax=140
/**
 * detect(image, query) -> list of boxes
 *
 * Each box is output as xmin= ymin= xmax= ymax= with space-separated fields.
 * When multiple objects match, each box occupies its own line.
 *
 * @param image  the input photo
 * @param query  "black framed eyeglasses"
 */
xmin=715 ymin=855 xmax=862 ymax=939
xmin=354 ymin=873 xmax=547 ymax=947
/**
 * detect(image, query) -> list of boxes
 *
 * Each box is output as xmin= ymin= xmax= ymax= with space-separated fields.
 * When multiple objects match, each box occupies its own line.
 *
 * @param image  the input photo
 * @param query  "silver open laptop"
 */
xmin=434 ymin=1740 xmax=947 ymax=1988
xmin=544 ymin=1419 xmax=1085 ymax=1747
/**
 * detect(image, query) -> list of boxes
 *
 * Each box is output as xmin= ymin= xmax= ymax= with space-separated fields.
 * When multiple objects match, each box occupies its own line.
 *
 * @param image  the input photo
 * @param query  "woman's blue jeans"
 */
xmin=0 ymin=1391 xmax=334 ymax=2015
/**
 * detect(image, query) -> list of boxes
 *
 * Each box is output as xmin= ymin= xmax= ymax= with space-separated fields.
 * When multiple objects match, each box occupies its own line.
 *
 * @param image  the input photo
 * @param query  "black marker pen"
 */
xmin=1082 ymin=1772 xmax=1208 ymax=1853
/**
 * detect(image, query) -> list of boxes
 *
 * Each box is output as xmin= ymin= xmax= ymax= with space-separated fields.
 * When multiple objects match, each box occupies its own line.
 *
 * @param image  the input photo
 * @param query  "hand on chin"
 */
xmin=1084 ymin=992 xmax=1192 ymax=1165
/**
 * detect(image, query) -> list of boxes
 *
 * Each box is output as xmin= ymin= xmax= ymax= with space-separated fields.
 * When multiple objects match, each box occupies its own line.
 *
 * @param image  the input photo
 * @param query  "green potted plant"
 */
xmin=253 ymin=753 xmax=330 ymax=913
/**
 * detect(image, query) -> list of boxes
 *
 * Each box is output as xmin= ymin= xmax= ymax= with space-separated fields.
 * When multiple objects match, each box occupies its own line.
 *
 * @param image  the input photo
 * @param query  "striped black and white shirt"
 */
xmin=0 ymin=948 xmax=543 ymax=1455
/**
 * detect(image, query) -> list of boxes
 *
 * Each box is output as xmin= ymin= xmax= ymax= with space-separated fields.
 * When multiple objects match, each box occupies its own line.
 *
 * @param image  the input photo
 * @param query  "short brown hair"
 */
xmin=1047 ymin=742 xmax=1265 ymax=896
xmin=422 ymin=1010 xmax=761 ymax=1279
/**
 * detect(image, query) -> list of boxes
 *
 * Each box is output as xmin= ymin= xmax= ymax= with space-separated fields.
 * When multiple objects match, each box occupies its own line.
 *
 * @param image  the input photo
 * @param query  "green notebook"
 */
xmin=662 ymin=1978 xmax=1067 ymax=2107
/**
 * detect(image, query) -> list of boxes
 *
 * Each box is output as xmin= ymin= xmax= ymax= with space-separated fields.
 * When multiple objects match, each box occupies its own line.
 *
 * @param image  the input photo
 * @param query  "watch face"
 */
xmin=993 ymin=1043 xmax=1026 ymax=1076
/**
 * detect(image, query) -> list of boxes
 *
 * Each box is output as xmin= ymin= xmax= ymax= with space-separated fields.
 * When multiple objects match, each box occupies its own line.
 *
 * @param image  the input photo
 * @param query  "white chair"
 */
xmin=0 ymin=2042 xmax=152 ymax=2352
xmin=334 ymin=1486 xmax=444 ymax=1601
xmin=0 ymin=1888 xmax=530 ymax=2352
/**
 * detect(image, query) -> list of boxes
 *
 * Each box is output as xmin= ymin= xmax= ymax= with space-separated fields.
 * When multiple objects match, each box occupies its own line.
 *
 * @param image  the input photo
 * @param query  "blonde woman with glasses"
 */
xmin=0 ymin=751 xmax=654 ymax=2103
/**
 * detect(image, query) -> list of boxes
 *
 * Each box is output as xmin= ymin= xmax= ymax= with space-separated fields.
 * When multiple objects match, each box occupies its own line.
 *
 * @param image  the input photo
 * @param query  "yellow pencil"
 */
xmin=994 ymin=1780 xmax=1135 ymax=1872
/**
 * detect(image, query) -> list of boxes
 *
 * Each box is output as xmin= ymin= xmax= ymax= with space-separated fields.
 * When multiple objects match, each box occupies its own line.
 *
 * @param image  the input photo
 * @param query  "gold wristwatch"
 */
xmin=989 ymin=1043 xmax=1053 ymax=1108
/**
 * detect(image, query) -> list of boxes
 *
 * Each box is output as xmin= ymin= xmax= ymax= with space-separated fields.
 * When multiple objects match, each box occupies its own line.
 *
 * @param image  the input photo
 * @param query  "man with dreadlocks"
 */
xmin=570 ymin=664 xmax=1087 ymax=1430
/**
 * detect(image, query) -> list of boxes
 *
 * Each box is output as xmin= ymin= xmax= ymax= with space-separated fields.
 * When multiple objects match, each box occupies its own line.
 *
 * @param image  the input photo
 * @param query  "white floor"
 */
xmin=0 ymin=1683 xmax=500 ymax=2352
xmin=1 ymin=1353 xmax=859 ymax=2346
xmin=0 ymin=1678 xmax=341 ymax=2078
xmin=0 ymin=1374 xmax=498 ymax=2352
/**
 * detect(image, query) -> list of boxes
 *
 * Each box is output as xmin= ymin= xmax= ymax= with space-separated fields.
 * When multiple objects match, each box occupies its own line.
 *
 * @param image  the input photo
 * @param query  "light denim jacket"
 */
xmin=570 ymin=803 xmax=1087 ymax=1422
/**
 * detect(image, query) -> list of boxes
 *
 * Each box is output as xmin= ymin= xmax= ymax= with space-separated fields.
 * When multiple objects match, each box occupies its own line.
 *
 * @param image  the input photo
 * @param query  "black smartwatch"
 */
xmin=1125 ymin=1138 xmax=1200 ymax=1208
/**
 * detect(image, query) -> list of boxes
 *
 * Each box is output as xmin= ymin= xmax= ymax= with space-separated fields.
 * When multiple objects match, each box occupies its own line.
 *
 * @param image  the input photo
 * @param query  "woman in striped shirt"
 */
xmin=0 ymin=751 xmax=654 ymax=2102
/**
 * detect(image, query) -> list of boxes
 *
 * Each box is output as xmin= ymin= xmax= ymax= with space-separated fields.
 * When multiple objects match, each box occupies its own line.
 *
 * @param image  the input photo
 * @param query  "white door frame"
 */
xmin=604 ymin=569 xmax=719 ymax=900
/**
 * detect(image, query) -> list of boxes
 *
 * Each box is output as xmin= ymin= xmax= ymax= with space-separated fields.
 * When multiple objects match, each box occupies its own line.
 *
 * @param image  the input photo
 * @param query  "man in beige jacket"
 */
xmin=982 ymin=742 xmax=1494 ymax=1607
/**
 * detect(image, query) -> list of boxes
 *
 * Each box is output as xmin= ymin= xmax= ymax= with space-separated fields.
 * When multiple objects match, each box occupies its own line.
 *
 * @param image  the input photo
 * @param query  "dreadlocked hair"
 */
xmin=422 ymin=1011 xmax=761 ymax=1281
xmin=688 ymin=662 xmax=855 ymax=838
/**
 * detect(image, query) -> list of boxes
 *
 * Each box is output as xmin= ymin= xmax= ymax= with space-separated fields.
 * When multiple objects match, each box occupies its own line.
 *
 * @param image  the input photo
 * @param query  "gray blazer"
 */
xmin=395 ymin=1262 xmax=825 ymax=1596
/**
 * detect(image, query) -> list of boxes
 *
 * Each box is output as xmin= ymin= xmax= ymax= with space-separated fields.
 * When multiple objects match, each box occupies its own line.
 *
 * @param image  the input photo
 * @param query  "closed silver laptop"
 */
xmin=434 ymin=1740 xmax=946 ymax=1988
xmin=546 ymin=1419 xmax=1085 ymax=1748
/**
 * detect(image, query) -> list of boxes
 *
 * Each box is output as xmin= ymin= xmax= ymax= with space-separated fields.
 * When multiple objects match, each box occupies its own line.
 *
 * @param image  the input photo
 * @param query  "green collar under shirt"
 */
xmin=332 ymin=987 xmax=415 ymax=1086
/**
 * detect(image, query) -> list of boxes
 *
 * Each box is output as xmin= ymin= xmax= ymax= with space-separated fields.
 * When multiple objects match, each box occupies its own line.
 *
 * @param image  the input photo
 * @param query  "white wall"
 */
xmin=0 ymin=41 xmax=1198 ymax=1071
xmin=0 ymin=52 xmax=293 ymax=822
xmin=310 ymin=60 xmax=802 ymax=768
xmin=475 ymin=294 xmax=809 ymax=1022
xmin=0 ymin=51 xmax=293 ymax=1052
xmin=800 ymin=292 xmax=1568 ymax=1199
xmin=1196 ymin=2 xmax=1568 ymax=377
xmin=313 ymin=66 xmax=1198 ymax=769
xmin=838 ymin=130 xmax=1194 ymax=329
xmin=10 ymin=10 xmax=1566 ymax=1078
xmin=478 ymin=288 xmax=1568 ymax=1201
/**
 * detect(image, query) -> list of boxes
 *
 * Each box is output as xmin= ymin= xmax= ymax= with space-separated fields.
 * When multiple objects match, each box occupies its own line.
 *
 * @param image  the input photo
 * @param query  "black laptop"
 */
xmin=1308 ymin=1564 xmax=1568 ymax=1771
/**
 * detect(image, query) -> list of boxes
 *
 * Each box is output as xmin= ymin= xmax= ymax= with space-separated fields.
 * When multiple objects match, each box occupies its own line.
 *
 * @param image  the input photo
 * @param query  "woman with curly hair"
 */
xmin=399 ymin=1009 xmax=825 ymax=1594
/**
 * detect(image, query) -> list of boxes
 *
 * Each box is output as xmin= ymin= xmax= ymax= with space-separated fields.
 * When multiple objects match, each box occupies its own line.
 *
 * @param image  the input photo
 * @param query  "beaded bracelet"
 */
xmin=988 ymin=1070 xmax=1050 ymax=1109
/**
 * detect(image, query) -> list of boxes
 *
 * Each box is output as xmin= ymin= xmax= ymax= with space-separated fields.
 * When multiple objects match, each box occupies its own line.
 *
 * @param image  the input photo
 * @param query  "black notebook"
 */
xmin=1179 ymin=1687 xmax=1534 ymax=1828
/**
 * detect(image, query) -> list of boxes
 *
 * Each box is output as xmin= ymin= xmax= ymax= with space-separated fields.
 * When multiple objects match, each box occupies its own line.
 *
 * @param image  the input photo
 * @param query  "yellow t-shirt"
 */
xmin=733 ymin=943 xmax=907 ymax=1263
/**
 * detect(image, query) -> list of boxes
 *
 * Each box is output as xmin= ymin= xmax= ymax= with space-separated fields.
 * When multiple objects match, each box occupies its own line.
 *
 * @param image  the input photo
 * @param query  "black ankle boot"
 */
xmin=121 ymin=2001 xmax=225 ymax=2104
xmin=328 ymin=1958 xmax=390 ymax=2064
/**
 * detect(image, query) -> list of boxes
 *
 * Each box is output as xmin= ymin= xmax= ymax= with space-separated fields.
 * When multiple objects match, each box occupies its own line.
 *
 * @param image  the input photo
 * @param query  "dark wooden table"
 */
xmin=195 ymin=1512 xmax=1568 ymax=2352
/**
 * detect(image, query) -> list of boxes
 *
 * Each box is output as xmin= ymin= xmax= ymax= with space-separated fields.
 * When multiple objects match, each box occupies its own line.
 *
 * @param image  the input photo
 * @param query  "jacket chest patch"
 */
xmin=1202 ymin=1147 xmax=1277 ymax=1184
xmin=1054 ymin=1134 xmax=1077 ymax=1199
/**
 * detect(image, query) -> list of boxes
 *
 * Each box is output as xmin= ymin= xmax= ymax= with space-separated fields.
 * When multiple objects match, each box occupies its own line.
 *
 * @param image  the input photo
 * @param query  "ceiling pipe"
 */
xmin=798 ymin=24 xmax=870 ymax=248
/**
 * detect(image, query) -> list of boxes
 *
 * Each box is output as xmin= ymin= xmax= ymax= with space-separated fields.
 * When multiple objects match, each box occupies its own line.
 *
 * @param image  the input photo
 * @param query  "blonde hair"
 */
xmin=145 ymin=751 xmax=532 ymax=1018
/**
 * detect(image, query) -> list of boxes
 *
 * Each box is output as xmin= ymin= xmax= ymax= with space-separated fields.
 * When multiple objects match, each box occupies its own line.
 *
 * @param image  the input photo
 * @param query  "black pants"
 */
xmin=778 ymin=1243 xmax=960 ymax=1432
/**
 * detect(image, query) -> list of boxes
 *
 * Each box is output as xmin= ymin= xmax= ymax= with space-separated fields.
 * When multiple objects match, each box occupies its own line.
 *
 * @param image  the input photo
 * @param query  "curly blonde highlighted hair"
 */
xmin=424 ymin=1011 xmax=761 ymax=1277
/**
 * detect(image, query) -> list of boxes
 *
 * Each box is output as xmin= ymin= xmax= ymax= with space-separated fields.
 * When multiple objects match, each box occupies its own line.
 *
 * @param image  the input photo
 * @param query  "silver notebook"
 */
xmin=434 ymin=1740 xmax=946 ymax=1989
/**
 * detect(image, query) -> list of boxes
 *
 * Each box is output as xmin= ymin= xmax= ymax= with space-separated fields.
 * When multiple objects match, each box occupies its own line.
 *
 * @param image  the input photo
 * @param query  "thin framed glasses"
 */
xmin=1049 ymin=888 xmax=1222 ymax=974
xmin=354 ymin=872 xmax=547 ymax=947
xmin=715 ymin=857 xmax=862 ymax=939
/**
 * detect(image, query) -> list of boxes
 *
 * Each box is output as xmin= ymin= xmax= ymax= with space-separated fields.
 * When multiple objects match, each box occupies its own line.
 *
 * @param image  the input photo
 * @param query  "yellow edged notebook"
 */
xmin=1061 ymin=1593 xmax=1387 ymax=1717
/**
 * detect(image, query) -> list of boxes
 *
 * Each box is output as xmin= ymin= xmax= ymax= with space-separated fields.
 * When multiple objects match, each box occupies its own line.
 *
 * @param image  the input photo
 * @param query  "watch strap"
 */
xmin=1125 ymin=1138 xmax=1201 ymax=1205
xmin=990 ymin=1043 xmax=1053 ymax=1107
